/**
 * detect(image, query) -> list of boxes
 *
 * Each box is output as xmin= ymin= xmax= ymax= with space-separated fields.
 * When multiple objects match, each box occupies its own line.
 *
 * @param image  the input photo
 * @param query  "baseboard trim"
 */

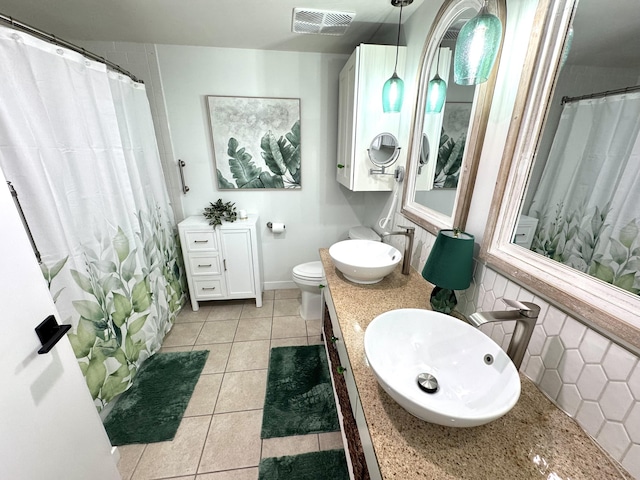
xmin=110 ymin=446 xmax=120 ymax=464
xmin=264 ymin=280 xmax=296 ymax=290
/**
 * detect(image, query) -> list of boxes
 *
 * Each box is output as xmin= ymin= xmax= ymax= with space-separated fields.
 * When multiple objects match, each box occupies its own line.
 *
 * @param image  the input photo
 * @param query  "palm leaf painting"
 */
xmin=208 ymin=96 xmax=301 ymax=189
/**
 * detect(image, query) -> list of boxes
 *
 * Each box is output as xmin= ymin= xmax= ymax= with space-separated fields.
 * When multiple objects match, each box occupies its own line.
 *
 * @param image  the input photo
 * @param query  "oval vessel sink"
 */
xmin=364 ymin=308 xmax=520 ymax=427
xmin=329 ymin=239 xmax=402 ymax=284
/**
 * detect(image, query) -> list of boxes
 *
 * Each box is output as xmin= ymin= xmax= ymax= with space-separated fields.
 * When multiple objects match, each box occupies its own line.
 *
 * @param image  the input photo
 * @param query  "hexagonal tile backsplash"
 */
xmin=397 ymin=214 xmax=640 ymax=478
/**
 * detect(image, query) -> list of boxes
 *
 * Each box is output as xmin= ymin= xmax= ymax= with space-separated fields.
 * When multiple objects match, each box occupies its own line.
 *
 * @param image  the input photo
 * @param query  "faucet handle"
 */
xmin=397 ymin=224 xmax=415 ymax=232
xmin=502 ymin=299 xmax=541 ymax=318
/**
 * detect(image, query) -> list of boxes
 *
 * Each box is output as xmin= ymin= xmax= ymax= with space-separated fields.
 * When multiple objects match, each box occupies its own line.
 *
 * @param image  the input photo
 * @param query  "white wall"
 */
xmin=375 ymin=1 xmax=640 ymax=476
xmin=156 ymin=45 xmax=367 ymax=288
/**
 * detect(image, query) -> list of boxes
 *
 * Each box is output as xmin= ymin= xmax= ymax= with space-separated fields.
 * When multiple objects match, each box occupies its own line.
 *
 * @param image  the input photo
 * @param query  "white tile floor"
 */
xmin=116 ymin=288 xmax=344 ymax=480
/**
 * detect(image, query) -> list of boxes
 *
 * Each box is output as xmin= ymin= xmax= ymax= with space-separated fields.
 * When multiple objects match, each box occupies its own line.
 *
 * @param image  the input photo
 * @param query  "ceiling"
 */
xmin=0 ymin=0 xmax=425 ymax=55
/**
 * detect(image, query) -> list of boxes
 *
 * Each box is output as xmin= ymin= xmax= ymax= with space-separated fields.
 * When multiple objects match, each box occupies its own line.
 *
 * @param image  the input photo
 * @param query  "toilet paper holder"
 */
xmin=267 ymin=222 xmax=286 ymax=231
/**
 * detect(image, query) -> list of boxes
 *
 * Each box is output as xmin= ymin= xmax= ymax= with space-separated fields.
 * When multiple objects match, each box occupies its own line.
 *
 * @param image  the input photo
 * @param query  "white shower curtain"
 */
xmin=529 ymin=92 xmax=640 ymax=295
xmin=0 ymin=25 xmax=186 ymax=409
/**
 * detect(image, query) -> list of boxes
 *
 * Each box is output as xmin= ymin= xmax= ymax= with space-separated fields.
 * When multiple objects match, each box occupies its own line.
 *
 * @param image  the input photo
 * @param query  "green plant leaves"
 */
xmin=228 ymin=137 xmax=262 ymax=187
xmin=620 ymin=220 xmax=638 ymax=249
xmin=112 ymin=292 xmax=132 ymax=327
xmin=217 ymin=120 xmax=301 ymax=189
xmin=132 ymin=279 xmax=152 ymax=312
xmin=113 ymin=227 xmax=130 ymax=264
xmin=73 ymin=300 xmax=104 ymax=322
xmin=86 ymin=356 xmax=107 ymax=399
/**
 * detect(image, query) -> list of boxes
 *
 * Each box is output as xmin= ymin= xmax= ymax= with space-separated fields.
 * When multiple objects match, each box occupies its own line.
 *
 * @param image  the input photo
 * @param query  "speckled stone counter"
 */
xmin=319 ymin=249 xmax=632 ymax=480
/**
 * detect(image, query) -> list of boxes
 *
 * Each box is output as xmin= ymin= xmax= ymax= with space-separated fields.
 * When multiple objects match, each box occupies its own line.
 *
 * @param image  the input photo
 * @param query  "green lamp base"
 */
xmin=430 ymin=286 xmax=458 ymax=314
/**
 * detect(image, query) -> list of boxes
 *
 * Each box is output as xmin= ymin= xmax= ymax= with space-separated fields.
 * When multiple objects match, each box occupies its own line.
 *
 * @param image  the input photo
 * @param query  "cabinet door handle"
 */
xmin=331 ymin=336 xmax=339 ymax=343
xmin=201 ymin=287 xmax=216 ymax=290
xmin=198 ymin=264 xmax=212 ymax=267
xmin=337 ymin=164 xmax=345 ymax=169
xmin=194 ymin=240 xmax=209 ymax=243
xmin=336 ymin=366 xmax=346 ymax=375
xmin=223 ymin=259 xmax=227 ymax=271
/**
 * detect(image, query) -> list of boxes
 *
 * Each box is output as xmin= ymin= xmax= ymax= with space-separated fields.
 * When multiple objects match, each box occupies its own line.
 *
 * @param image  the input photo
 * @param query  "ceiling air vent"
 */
xmin=292 ymin=8 xmax=355 ymax=36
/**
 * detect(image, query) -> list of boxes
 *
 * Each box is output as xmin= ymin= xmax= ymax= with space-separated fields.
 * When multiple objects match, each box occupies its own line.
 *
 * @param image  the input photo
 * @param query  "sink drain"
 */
xmin=484 ymin=354 xmax=494 ymax=365
xmin=417 ymin=373 xmax=439 ymax=393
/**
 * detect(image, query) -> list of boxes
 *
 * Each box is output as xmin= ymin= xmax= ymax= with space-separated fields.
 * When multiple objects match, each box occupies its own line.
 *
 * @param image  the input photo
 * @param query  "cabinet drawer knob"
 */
xmin=336 ymin=366 xmax=346 ymax=375
xmin=202 ymin=287 xmax=216 ymax=290
xmin=330 ymin=335 xmax=339 ymax=343
xmin=337 ymin=164 xmax=345 ymax=169
xmin=198 ymin=264 xmax=212 ymax=267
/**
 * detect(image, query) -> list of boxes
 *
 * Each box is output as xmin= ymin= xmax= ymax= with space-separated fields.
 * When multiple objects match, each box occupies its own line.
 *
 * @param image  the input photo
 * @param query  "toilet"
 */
xmin=292 ymin=261 xmax=324 ymax=320
xmin=292 ymin=227 xmax=380 ymax=321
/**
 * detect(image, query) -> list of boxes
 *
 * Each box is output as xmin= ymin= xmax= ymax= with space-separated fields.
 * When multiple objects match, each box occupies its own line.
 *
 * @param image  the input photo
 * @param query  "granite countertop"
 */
xmin=319 ymin=249 xmax=631 ymax=480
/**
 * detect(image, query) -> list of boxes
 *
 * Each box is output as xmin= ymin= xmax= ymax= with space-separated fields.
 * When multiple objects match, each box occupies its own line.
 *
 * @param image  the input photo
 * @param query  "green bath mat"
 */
xmin=259 ymin=449 xmax=349 ymax=480
xmin=261 ymin=345 xmax=340 ymax=438
xmin=103 ymin=350 xmax=209 ymax=445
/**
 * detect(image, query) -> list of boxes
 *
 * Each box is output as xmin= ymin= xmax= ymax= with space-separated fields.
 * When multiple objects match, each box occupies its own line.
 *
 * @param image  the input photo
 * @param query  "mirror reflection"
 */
xmin=402 ymin=0 xmax=504 ymax=235
xmin=515 ymin=0 xmax=640 ymax=297
xmin=368 ymin=133 xmax=400 ymax=168
xmin=413 ymin=15 xmax=476 ymax=218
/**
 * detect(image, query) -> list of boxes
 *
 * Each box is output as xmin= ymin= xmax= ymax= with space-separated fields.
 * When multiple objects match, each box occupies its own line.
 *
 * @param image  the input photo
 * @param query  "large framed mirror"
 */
xmin=483 ymin=0 xmax=640 ymax=352
xmin=402 ymin=0 xmax=506 ymax=235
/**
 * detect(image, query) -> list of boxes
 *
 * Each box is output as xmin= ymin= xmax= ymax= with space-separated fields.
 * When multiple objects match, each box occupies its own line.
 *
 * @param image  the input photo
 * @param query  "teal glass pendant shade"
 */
xmin=425 ymin=74 xmax=447 ymax=113
xmin=453 ymin=5 xmax=502 ymax=86
xmin=382 ymin=72 xmax=404 ymax=113
xmin=422 ymin=229 xmax=474 ymax=314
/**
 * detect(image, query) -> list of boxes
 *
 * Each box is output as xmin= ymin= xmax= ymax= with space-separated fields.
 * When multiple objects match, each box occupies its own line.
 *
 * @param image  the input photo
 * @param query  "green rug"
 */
xmin=261 ymin=345 xmax=340 ymax=438
xmin=103 ymin=350 xmax=209 ymax=445
xmin=259 ymin=449 xmax=349 ymax=480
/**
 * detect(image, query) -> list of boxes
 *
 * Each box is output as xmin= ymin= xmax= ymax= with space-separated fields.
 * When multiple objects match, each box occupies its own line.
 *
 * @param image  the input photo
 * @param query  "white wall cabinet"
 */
xmin=178 ymin=215 xmax=262 ymax=311
xmin=336 ymin=43 xmax=406 ymax=192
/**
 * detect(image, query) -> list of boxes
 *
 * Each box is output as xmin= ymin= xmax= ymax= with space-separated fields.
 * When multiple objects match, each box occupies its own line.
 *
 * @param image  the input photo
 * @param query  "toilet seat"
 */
xmin=292 ymin=261 xmax=323 ymax=282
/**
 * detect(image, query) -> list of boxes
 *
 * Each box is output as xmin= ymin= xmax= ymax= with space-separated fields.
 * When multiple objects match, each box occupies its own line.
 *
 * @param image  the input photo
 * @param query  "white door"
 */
xmin=0 ymin=173 xmax=120 ymax=480
xmin=220 ymin=229 xmax=255 ymax=297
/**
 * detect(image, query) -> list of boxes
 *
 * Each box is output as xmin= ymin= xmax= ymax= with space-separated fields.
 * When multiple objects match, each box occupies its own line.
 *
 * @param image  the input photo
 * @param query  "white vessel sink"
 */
xmin=364 ymin=308 xmax=520 ymax=427
xmin=329 ymin=239 xmax=402 ymax=284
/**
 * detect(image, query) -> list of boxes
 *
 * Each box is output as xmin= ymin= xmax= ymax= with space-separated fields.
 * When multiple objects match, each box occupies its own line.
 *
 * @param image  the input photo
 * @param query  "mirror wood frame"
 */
xmin=402 ymin=0 xmax=506 ymax=235
xmin=481 ymin=0 xmax=640 ymax=353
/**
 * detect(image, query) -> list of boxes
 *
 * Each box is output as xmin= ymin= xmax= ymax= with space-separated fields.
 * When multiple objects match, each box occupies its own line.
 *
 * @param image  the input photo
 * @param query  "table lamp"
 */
xmin=422 ymin=229 xmax=474 ymax=314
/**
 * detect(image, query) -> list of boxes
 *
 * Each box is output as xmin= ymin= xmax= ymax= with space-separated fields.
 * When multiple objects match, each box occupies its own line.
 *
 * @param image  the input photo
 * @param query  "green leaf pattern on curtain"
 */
xmin=41 ymin=205 xmax=186 ymax=410
xmin=532 ymin=204 xmax=640 ymax=295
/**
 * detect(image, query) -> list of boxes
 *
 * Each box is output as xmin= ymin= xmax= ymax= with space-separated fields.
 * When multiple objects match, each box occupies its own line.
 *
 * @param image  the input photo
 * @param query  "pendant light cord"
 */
xmin=393 ymin=4 xmax=403 ymax=74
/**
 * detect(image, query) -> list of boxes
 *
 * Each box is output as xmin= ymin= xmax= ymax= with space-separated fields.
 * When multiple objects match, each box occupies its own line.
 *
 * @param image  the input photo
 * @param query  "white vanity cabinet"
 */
xmin=337 ymin=43 xmax=406 ymax=192
xmin=513 ymin=214 xmax=539 ymax=249
xmin=178 ymin=215 xmax=262 ymax=311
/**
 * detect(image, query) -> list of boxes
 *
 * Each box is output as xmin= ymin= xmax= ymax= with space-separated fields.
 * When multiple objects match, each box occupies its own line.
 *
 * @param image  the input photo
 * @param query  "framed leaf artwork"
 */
xmin=207 ymin=96 xmax=301 ymax=189
xmin=434 ymin=102 xmax=471 ymax=189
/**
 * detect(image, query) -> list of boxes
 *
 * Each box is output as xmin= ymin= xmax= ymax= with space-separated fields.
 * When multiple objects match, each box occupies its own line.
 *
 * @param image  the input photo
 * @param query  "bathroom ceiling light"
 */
xmin=382 ymin=0 xmax=413 ymax=113
xmin=292 ymin=8 xmax=355 ymax=36
xmin=425 ymin=48 xmax=447 ymax=113
xmin=453 ymin=1 xmax=502 ymax=85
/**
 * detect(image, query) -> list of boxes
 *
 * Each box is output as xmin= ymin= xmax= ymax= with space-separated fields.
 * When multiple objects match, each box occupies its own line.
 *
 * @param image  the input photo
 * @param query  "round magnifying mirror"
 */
xmin=368 ymin=133 xmax=400 ymax=167
xmin=418 ymin=133 xmax=430 ymax=174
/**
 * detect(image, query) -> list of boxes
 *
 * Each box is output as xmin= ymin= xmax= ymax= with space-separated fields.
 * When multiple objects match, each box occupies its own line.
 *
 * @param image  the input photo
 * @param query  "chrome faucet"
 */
xmin=468 ymin=299 xmax=540 ymax=370
xmin=381 ymin=225 xmax=415 ymax=275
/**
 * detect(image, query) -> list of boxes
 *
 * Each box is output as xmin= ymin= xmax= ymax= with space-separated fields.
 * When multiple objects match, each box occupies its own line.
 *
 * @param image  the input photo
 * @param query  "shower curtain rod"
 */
xmin=0 ymin=12 xmax=142 ymax=83
xmin=561 ymin=84 xmax=640 ymax=105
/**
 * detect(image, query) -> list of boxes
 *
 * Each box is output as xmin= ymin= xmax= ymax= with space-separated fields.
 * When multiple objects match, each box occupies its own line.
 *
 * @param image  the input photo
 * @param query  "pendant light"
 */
xmin=382 ymin=0 xmax=413 ymax=113
xmin=453 ymin=1 xmax=502 ymax=86
xmin=426 ymin=47 xmax=447 ymax=113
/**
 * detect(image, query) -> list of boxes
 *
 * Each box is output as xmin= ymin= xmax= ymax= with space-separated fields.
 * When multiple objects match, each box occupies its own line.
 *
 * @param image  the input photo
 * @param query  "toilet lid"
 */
xmin=348 ymin=226 xmax=381 ymax=241
xmin=293 ymin=261 xmax=323 ymax=280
